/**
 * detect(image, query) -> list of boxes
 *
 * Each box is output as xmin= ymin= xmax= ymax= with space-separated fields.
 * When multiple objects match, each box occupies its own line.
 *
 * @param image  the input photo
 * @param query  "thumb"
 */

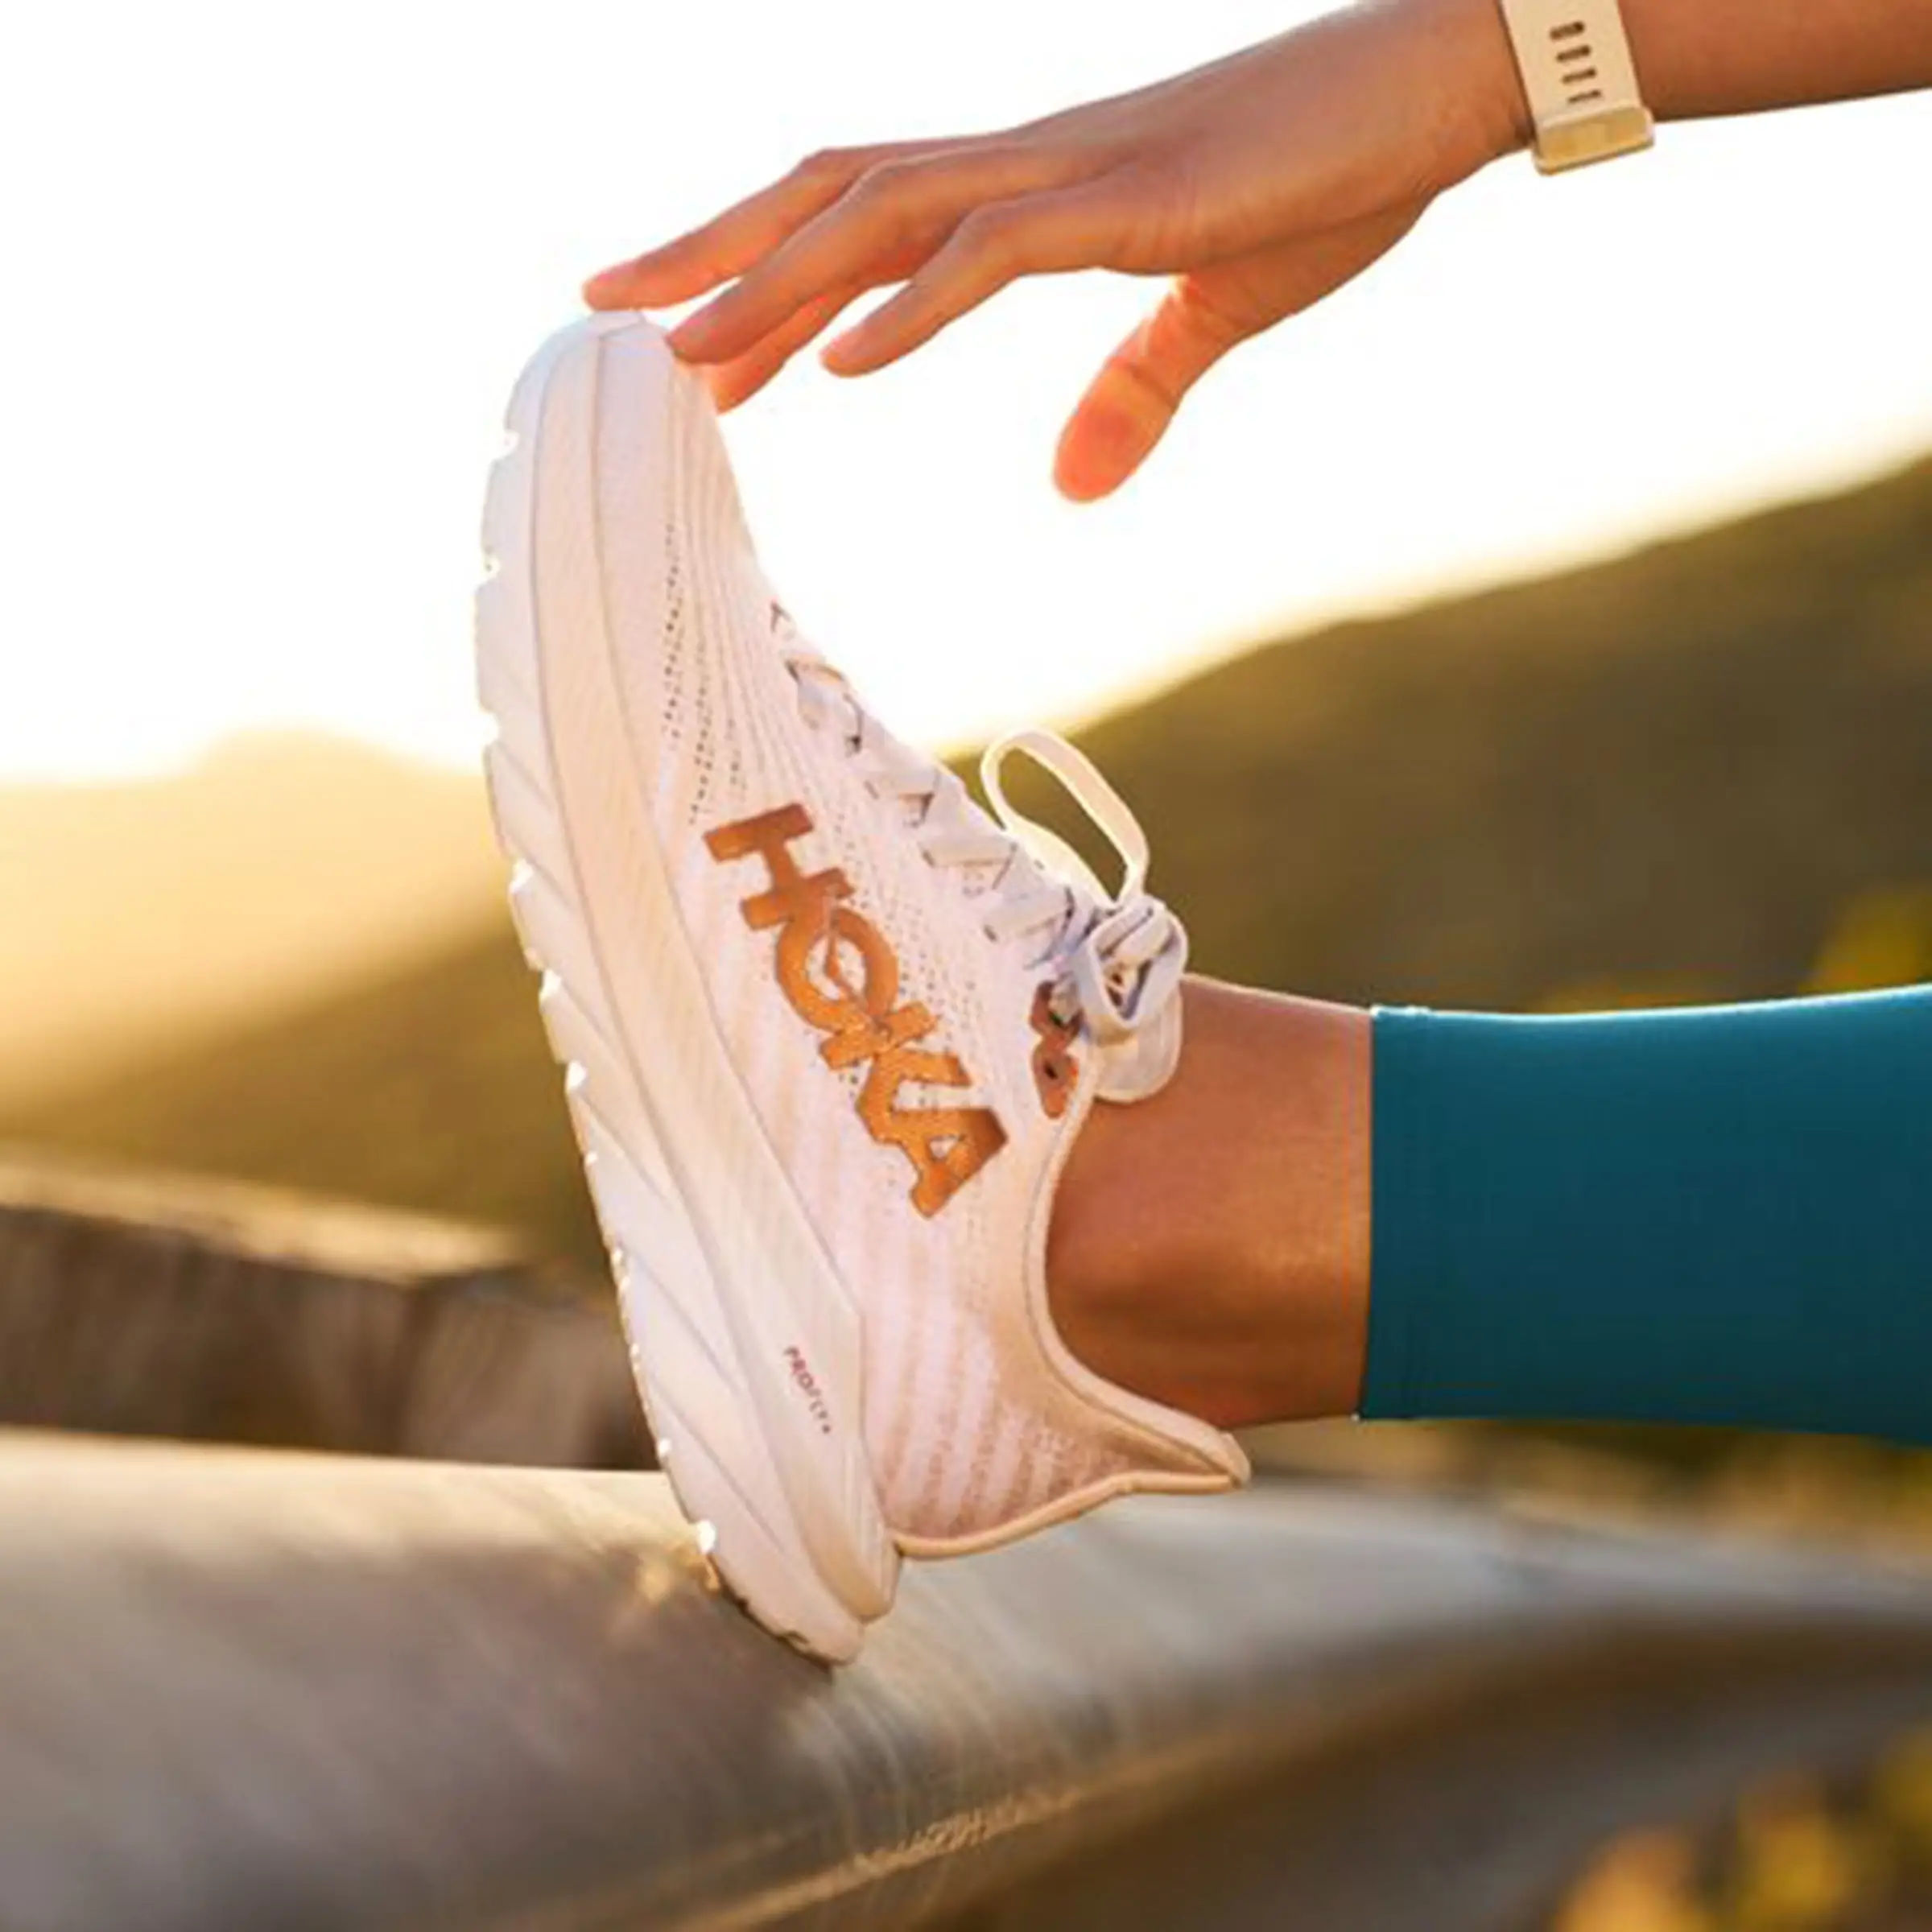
xmin=1054 ymin=280 xmax=1245 ymax=502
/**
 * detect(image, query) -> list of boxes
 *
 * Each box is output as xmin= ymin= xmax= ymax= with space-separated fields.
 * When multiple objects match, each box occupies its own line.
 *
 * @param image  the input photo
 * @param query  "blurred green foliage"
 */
xmin=1005 ymin=453 xmax=1932 ymax=1012
xmin=1549 ymin=1729 xmax=1932 ymax=1931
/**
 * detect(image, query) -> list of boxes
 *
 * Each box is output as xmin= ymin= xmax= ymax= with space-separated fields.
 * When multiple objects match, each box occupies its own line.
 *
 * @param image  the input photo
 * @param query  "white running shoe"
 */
xmin=476 ymin=314 xmax=1248 ymax=1662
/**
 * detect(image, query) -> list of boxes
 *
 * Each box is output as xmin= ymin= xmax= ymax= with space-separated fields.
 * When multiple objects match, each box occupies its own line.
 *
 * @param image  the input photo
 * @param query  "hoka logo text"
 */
xmin=706 ymin=804 xmax=1007 ymax=1216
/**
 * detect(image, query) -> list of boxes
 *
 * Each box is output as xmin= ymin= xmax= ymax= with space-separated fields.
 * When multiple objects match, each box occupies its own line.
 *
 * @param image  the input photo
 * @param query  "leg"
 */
xmin=1050 ymin=976 xmax=1372 ymax=1430
xmin=1056 ymin=979 xmax=1932 ymax=1447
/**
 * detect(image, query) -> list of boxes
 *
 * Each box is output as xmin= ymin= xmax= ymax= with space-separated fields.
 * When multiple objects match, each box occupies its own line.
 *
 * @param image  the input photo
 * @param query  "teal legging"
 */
xmin=1363 ymin=985 xmax=1932 ymax=1443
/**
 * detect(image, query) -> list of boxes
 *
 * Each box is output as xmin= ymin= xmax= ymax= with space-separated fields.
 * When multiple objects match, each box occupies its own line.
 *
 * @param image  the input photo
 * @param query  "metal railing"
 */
xmin=2 ymin=1154 xmax=1930 ymax=1930
xmin=0 ymin=1150 xmax=644 ymax=1466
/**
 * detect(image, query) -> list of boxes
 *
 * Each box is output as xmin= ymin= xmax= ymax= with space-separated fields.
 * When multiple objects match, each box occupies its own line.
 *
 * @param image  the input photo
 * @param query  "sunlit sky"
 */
xmin=4 ymin=3 xmax=1928 ymax=783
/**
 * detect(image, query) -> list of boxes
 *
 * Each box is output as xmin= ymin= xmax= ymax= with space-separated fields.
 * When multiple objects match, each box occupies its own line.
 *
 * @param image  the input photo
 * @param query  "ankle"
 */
xmin=1046 ymin=978 xmax=1373 ymax=1430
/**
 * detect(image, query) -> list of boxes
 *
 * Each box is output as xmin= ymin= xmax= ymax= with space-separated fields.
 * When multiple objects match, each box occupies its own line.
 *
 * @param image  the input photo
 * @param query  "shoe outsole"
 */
xmin=474 ymin=314 xmax=898 ymax=1663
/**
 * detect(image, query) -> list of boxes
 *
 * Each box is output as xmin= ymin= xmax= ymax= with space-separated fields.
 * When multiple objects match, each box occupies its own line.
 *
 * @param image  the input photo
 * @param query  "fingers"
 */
xmin=583 ymin=142 xmax=938 ymax=311
xmin=631 ymin=163 xmax=1129 ymax=412
xmin=1054 ymin=201 xmax=1431 ymax=500
xmin=700 ymin=285 xmax=863 ymax=412
xmin=1053 ymin=280 xmax=1247 ymax=502
xmin=667 ymin=144 xmax=1065 ymax=365
xmin=822 ymin=179 xmax=1132 ymax=375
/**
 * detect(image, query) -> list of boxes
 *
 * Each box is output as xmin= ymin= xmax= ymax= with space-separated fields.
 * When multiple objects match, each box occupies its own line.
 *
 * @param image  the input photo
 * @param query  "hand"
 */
xmin=586 ymin=0 xmax=1526 ymax=499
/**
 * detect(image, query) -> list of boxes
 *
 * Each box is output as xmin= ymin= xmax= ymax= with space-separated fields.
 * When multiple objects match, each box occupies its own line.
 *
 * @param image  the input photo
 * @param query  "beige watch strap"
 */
xmin=1494 ymin=0 xmax=1654 ymax=174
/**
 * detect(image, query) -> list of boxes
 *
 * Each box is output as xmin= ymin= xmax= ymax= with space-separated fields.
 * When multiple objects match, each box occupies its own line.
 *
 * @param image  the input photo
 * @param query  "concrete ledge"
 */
xmin=2 ymin=1432 xmax=1930 ymax=1930
xmin=0 ymin=1151 xmax=645 ymax=1465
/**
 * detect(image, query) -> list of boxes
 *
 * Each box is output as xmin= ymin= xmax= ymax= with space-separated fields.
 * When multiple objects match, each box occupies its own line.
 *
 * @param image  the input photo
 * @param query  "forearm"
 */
xmin=1431 ymin=0 xmax=1932 ymax=169
xmin=1364 ymin=986 xmax=1932 ymax=1443
xmin=1620 ymin=0 xmax=1932 ymax=122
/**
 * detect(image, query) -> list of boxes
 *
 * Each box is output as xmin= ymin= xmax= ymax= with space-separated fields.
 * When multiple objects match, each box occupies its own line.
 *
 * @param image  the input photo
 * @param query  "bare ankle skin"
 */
xmin=1047 ymin=976 xmax=1372 ymax=1430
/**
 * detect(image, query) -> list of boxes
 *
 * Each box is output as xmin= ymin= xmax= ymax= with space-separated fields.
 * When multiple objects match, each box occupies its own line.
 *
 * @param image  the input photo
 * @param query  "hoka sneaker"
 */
xmin=476 ymin=314 xmax=1248 ymax=1662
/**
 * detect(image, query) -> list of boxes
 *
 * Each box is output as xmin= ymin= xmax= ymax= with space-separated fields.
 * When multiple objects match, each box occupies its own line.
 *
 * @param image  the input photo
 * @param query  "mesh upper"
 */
xmin=605 ymin=353 xmax=1226 ymax=1544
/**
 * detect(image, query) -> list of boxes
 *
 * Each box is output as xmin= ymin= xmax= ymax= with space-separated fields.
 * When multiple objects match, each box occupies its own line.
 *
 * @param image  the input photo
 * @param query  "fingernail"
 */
xmin=667 ymin=314 xmax=708 ymax=356
xmin=1055 ymin=457 xmax=1113 ymax=503
xmin=1093 ymin=406 xmax=1148 ymax=462
xmin=820 ymin=330 xmax=865 ymax=373
xmin=582 ymin=266 xmax=630 ymax=305
xmin=1055 ymin=408 xmax=1143 ymax=501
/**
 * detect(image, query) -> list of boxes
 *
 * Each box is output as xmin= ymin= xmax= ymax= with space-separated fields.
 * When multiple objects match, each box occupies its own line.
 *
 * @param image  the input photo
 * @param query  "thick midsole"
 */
xmin=510 ymin=317 xmax=896 ymax=1620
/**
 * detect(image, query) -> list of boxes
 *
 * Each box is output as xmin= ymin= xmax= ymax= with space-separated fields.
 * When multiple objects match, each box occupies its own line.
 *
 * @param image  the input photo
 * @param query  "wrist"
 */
xmin=1478 ymin=0 xmax=1657 ymax=173
xmin=1401 ymin=0 xmax=1536 ymax=180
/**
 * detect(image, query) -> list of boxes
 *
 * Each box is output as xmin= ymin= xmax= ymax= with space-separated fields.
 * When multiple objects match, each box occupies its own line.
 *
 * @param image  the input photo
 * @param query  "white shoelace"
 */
xmin=784 ymin=640 xmax=1187 ymax=1102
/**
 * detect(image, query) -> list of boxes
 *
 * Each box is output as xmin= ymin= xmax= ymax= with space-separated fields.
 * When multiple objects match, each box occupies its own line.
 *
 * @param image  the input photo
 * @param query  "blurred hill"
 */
xmin=1059 ymin=450 xmax=1932 ymax=1012
xmin=3 ymin=454 xmax=1928 ymax=1269
xmin=0 ymin=734 xmax=501 ymax=1115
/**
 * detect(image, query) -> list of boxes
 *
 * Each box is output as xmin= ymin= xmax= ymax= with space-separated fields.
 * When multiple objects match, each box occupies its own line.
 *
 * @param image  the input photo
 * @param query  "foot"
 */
xmin=477 ymin=315 xmax=1245 ymax=1662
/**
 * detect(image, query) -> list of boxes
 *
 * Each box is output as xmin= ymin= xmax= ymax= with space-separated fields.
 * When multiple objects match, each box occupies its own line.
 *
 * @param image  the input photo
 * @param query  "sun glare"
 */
xmin=4 ymin=2 xmax=1928 ymax=782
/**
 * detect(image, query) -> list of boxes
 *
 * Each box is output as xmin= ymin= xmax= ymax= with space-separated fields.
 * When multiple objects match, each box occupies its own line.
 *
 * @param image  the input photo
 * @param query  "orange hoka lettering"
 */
xmin=704 ymin=804 xmax=1007 ymax=1215
xmin=1029 ymin=983 xmax=1081 ymax=1121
